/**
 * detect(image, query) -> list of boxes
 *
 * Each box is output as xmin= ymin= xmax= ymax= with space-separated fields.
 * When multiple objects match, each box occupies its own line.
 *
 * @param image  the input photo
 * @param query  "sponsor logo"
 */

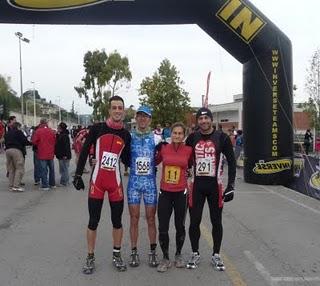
xmin=309 ymin=164 xmax=320 ymax=191
xmin=293 ymin=158 xmax=305 ymax=178
xmin=253 ymin=159 xmax=292 ymax=174
xmin=116 ymin=140 xmax=122 ymax=145
xmin=7 ymin=0 xmax=133 ymax=11
xmin=216 ymin=0 xmax=266 ymax=43
xmin=90 ymin=185 xmax=95 ymax=195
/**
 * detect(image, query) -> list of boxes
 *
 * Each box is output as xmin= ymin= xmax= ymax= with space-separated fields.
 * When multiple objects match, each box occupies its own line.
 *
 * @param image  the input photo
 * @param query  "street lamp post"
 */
xmin=26 ymin=100 xmax=32 ymax=125
xmin=15 ymin=32 xmax=30 ymax=125
xmin=31 ymin=81 xmax=36 ymax=126
xmin=59 ymin=97 xmax=61 ymax=122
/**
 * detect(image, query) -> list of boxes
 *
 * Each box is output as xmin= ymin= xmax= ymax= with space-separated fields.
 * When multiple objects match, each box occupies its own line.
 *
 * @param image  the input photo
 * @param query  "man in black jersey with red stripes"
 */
xmin=185 ymin=107 xmax=236 ymax=271
xmin=73 ymin=96 xmax=131 ymax=274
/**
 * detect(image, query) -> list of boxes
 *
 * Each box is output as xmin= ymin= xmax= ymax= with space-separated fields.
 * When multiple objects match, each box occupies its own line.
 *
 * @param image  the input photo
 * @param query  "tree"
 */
xmin=74 ymin=50 xmax=108 ymax=120
xmin=124 ymin=104 xmax=135 ymax=124
xmin=75 ymin=49 xmax=132 ymax=120
xmin=139 ymin=59 xmax=191 ymax=126
xmin=303 ymin=48 xmax=320 ymax=133
xmin=0 ymin=75 xmax=20 ymax=119
xmin=103 ymin=51 xmax=132 ymax=97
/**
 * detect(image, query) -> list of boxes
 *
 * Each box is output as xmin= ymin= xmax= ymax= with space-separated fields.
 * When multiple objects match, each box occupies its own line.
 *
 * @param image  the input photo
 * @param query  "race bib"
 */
xmin=164 ymin=166 xmax=181 ymax=184
xmin=135 ymin=157 xmax=151 ymax=175
xmin=100 ymin=152 xmax=118 ymax=171
xmin=196 ymin=157 xmax=215 ymax=177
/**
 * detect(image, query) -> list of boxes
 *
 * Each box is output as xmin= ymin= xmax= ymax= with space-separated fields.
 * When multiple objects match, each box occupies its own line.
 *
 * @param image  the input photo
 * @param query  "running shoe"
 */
xmin=174 ymin=254 xmax=185 ymax=268
xmin=129 ymin=249 xmax=140 ymax=267
xmin=157 ymin=259 xmax=172 ymax=272
xmin=186 ymin=252 xmax=200 ymax=269
xmin=148 ymin=250 xmax=159 ymax=267
xmin=82 ymin=255 xmax=95 ymax=274
xmin=12 ymin=186 xmax=24 ymax=192
xmin=212 ymin=254 xmax=225 ymax=271
xmin=113 ymin=254 xmax=127 ymax=272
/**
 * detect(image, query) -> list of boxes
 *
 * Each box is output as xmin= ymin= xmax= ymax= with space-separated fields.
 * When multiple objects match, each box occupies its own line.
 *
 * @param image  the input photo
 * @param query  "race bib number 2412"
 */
xmin=100 ymin=152 xmax=118 ymax=171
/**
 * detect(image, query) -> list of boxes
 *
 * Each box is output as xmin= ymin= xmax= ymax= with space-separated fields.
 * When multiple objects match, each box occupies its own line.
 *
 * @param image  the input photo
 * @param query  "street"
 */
xmin=0 ymin=150 xmax=320 ymax=286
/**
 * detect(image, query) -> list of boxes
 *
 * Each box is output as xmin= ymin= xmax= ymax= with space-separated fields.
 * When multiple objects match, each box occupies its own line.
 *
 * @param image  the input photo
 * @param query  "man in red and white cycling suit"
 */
xmin=73 ymin=96 xmax=131 ymax=274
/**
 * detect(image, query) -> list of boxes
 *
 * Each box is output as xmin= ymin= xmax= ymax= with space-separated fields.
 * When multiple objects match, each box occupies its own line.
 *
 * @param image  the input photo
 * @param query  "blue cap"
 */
xmin=136 ymin=105 xmax=152 ymax=117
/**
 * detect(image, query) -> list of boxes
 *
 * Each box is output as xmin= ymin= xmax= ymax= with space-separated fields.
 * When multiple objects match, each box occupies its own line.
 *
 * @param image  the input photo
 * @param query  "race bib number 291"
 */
xmin=196 ymin=157 xmax=215 ymax=177
xmin=100 ymin=152 xmax=118 ymax=171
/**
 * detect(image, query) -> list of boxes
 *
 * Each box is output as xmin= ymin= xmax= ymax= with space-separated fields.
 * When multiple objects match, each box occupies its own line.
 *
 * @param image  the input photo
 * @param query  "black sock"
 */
xmin=113 ymin=247 xmax=121 ymax=257
xmin=150 ymin=243 xmax=157 ymax=251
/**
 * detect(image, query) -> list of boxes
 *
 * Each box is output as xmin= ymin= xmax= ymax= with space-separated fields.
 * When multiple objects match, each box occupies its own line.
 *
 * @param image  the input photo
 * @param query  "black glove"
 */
xmin=223 ymin=183 xmax=234 ymax=202
xmin=73 ymin=175 xmax=85 ymax=190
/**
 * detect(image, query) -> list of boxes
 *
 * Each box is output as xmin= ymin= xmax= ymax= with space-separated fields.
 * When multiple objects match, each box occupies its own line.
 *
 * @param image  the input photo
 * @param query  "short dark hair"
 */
xmin=171 ymin=122 xmax=186 ymax=135
xmin=58 ymin=122 xmax=67 ymax=129
xmin=109 ymin=95 xmax=124 ymax=106
xmin=12 ymin=122 xmax=21 ymax=129
xmin=8 ymin=116 xmax=16 ymax=122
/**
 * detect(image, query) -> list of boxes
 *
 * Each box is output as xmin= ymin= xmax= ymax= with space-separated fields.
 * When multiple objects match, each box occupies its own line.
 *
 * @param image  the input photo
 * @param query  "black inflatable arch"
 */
xmin=1 ymin=0 xmax=293 ymax=185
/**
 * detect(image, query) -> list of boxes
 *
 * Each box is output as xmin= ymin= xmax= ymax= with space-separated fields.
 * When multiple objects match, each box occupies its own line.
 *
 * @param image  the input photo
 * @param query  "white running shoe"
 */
xmin=212 ymin=254 xmax=225 ymax=271
xmin=186 ymin=252 xmax=200 ymax=269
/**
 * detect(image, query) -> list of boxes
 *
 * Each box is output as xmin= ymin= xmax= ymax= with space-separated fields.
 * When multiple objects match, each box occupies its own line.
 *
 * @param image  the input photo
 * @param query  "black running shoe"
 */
xmin=113 ymin=254 xmax=127 ymax=272
xmin=129 ymin=249 xmax=140 ymax=267
xmin=82 ymin=255 xmax=95 ymax=274
xmin=148 ymin=250 xmax=159 ymax=267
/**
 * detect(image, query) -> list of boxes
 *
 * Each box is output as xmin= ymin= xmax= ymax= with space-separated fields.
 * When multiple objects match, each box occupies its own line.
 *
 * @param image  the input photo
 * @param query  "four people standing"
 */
xmin=3 ymin=104 xmax=237 ymax=274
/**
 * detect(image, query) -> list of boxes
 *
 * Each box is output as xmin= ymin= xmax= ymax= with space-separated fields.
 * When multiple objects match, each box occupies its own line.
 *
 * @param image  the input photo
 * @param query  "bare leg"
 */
xmin=129 ymin=204 xmax=140 ymax=248
xmin=145 ymin=205 xmax=157 ymax=244
xmin=113 ymin=227 xmax=123 ymax=248
xmin=87 ymin=228 xmax=97 ymax=254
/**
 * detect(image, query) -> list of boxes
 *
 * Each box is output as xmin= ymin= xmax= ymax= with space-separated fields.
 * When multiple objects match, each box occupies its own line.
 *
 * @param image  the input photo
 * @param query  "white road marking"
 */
xmin=238 ymin=191 xmax=269 ymax=194
xmin=244 ymin=250 xmax=274 ymax=286
xmin=272 ymin=277 xmax=320 ymax=282
xmin=245 ymin=250 xmax=320 ymax=285
xmin=259 ymin=185 xmax=320 ymax=215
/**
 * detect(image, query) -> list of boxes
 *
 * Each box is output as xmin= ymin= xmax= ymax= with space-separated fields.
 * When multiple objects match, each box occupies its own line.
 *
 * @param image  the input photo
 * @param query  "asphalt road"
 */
xmin=0 ymin=149 xmax=320 ymax=286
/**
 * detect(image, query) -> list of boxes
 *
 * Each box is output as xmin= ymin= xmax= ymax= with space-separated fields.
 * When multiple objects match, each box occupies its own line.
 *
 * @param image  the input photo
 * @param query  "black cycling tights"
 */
xmin=158 ymin=190 xmax=188 ymax=259
xmin=189 ymin=186 xmax=223 ymax=255
xmin=88 ymin=197 xmax=124 ymax=230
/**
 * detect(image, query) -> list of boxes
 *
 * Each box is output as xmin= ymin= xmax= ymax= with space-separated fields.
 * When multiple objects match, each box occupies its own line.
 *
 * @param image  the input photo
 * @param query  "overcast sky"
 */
xmin=0 ymin=0 xmax=319 ymax=114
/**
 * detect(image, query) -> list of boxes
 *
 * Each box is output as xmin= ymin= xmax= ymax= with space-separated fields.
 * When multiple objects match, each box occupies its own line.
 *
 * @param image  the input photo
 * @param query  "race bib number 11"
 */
xmin=164 ymin=166 xmax=181 ymax=184
xmin=100 ymin=152 xmax=118 ymax=171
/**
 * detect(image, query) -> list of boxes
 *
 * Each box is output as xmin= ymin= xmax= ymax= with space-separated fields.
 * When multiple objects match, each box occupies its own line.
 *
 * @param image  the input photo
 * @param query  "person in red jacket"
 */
xmin=155 ymin=122 xmax=192 ymax=272
xmin=32 ymin=118 xmax=56 ymax=190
